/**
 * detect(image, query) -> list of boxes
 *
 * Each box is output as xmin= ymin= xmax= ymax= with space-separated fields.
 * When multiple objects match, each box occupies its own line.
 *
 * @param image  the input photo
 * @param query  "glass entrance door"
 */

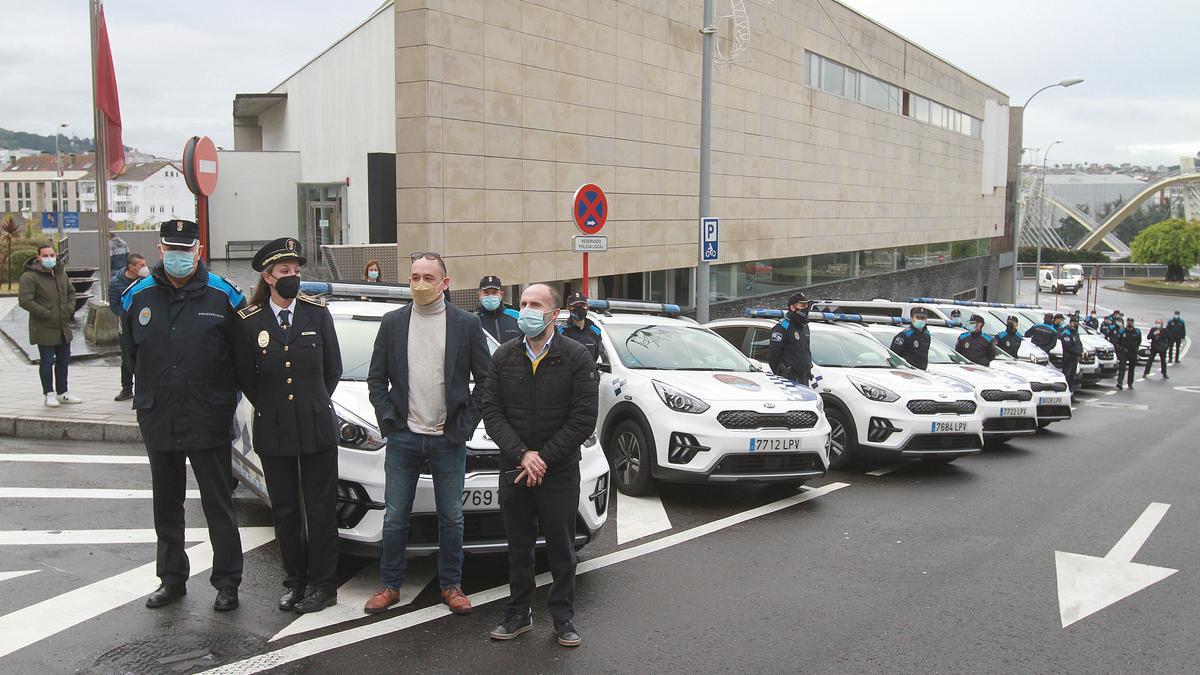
xmin=304 ymin=201 xmax=341 ymax=273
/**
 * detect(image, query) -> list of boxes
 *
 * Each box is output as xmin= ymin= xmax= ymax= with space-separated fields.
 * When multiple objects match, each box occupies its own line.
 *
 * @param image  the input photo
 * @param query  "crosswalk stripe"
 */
xmin=0 ymin=454 xmax=149 ymax=465
xmin=0 ymin=488 xmax=252 ymax=500
xmin=0 ymin=528 xmax=210 ymax=546
xmin=0 ymin=570 xmax=40 ymax=583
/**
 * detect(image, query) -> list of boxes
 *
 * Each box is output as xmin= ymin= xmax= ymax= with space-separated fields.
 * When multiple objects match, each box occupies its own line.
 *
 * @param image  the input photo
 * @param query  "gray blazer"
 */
xmin=367 ymin=302 xmax=492 ymax=444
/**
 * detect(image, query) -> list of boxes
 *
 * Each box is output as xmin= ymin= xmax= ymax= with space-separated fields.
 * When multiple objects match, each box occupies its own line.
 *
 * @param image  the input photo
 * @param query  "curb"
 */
xmin=1120 ymin=280 xmax=1200 ymax=298
xmin=0 ymin=415 xmax=141 ymax=443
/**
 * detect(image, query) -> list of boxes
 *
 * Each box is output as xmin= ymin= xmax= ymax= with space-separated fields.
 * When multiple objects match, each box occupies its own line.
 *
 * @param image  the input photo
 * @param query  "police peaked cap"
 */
xmin=252 ymin=237 xmax=307 ymax=272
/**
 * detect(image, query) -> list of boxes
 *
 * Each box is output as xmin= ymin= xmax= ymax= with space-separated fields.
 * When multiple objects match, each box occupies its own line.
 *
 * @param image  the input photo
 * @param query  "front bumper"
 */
xmin=1033 ymin=389 xmax=1072 ymax=422
xmin=853 ymin=399 xmax=984 ymax=459
xmin=649 ymin=406 xmax=832 ymax=484
xmin=978 ymin=398 xmax=1037 ymax=436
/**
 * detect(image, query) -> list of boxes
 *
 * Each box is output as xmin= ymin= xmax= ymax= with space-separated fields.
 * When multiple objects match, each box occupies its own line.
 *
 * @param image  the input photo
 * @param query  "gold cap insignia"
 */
xmin=286 ymin=239 xmax=296 ymax=251
xmin=176 ymin=221 xmax=183 ymax=231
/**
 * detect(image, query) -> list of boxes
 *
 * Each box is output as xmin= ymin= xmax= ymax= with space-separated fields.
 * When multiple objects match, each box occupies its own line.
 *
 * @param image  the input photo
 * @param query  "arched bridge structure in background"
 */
xmin=1074 ymin=173 xmax=1200 ymax=251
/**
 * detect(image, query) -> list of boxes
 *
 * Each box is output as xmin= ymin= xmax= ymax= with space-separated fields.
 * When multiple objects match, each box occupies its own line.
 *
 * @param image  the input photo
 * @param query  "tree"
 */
xmin=1129 ymin=218 xmax=1200 ymax=281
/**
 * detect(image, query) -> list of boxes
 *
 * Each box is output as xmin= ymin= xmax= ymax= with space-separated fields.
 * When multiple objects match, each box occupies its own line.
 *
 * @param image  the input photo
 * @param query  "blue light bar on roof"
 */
xmin=910 ymin=297 xmax=1042 ymax=310
xmin=300 ymin=281 xmax=413 ymax=301
xmin=590 ymin=299 xmax=680 ymax=315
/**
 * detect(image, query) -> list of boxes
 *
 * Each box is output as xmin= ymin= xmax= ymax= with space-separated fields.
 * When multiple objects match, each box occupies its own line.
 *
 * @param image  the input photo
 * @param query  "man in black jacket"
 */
xmin=364 ymin=252 xmax=492 ymax=616
xmin=1060 ymin=315 xmax=1084 ymax=395
xmin=476 ymin=275 xmax=522 ymax=343
xmin=1025 ymin=312 xmax=1060 ymax=355
xmin=889 ymin=309 xmax=931 ymax=370
xmin=1144 ymin=320 xmax=1170 ymax=379
xmin=1116 ymin=318 xmax=1141 ymax=390
xmin=1166 ymin=311 xmax=1186 ymax=363
xmin=483 ymin=284 xmax=598 ymax=648
xmin=995 ymin=315 xmax=1023 ymax=358
xmin=120 ymin=220 xmax=245 ymax=611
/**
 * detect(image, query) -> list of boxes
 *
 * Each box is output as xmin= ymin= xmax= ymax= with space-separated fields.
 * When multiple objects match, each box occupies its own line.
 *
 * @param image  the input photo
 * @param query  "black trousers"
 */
xmin=1061 ymin=358 xmax=1078 ymax=392
xmin=147 ymin=445 xmax=243 ymax=589
xmin=1117 ymin=354 xmax=1138 ymax=388
xmin=261 ymin=450 xmax=340 ymax=594
xmin=500 ymin=464 xmax=580 ymax=623
xmin=1144 ymin=350 xmax=1168 ymax=377
xmin=1168 ymin=338 xmax=1183 ymax=362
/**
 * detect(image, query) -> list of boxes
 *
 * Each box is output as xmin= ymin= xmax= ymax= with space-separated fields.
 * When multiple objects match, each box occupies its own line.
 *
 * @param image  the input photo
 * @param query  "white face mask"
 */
xmin=136 ymin=266 xmax=150 ymax=278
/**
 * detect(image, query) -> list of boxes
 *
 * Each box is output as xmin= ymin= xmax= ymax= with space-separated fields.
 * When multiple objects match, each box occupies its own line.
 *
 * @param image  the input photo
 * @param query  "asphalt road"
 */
xmin=2 ymin=294 xmax=1199 ymax=673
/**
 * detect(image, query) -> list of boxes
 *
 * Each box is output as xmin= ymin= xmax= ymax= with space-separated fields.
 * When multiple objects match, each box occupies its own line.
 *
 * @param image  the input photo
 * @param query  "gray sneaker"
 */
xmin=489 ymin=609 xmax=533 ymax=640
xmin=554 ymin=620 xmax=581 ymax=647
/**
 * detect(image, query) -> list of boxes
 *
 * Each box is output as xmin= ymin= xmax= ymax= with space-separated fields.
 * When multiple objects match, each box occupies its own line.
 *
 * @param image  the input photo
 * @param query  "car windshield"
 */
xmin=810 ymin=329 xmax=908 ymax=368
xmin=335 ymin=315 xmax=499 ymax=380
xmin=604 ymin=323 xmax=753 ymax=371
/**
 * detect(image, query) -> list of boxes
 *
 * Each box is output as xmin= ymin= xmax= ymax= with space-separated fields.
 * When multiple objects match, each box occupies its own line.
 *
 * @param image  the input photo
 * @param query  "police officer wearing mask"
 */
xmin=1166 ymin=311 xmax=1186 ymax=363
xmin=1084 ymin=311 xmax=1099 ymax=330
xmin=1144 ymin=320 xmax=1170 ymax=379
xmin=1116 ymin=318 xmax=1141 ymax=390
xmin=995 ymin=315 xmax=1023 ymax=359
xmin=1060 ymin=314 xmax=1084 ymax=396
xmin=768 ymin=292 xmax=812 ymax=386
xmin=120 ymin=219 xmax=245 ymax=612
xmin=955 ymin=314 xmax=997 ymax=366
xmin=476 ymin=276 xmax=522 ymax=343
xmin=890 ymin=309 xmax=931 ymax=370
xmin=234 ymin=238 xmax=344 ymax=614
xmin=558 ymin=292 xmax=602 ymax=361
xmin=1024 ymin=312 xmax=1060 ymax=354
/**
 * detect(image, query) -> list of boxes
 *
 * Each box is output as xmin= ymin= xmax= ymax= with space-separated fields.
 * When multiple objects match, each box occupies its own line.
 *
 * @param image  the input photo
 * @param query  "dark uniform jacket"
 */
xmin=1084 ymin=315 xmax=1099 ymax=329
xmin=477 ymin=305 xmax=522 ymax=344
xmin=995 ymin=328 xmax=1022 ymax=358
xmin=367 ymin=302 xmax=491 ymax=444
xmin=1117 ymin=326 xmax=1142 ymax=356
xmin=108 ymin=270 xmax=138 ymax=316
xmin=234 ymin=295 xmax=343 ymax=456
xmin=767 ymin=314 xmax=812 ymax=382
xmin=482 ymin=334 xmax=599 ymax=475
xmin=120 ymin=262 xmax=245 ymax=451
xmin=559 ymin=318 xmax=602 ymax=360
xmin=1167 ymin=317 xmax=1186 ymax=339
xmin=1024 ymin=322 xmax=1060 ymax=353
xmin=1146 ymin=327 xmax=1170 ymax=353
xmin=955 ymin=330 xmax=997 ymax=367
xmin=890 ymin=326 xmax=930 ymax=370
xmin=1059 ymin=327 xmax=1084 ymax=360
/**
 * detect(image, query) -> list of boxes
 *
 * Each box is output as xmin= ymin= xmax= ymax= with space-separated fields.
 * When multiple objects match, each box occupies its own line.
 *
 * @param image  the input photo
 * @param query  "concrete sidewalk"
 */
xmin=0 ymin=298 xmax=140 ymax=442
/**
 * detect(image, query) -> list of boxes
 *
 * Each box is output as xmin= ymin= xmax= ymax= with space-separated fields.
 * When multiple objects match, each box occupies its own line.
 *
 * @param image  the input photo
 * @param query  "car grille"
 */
xmin=902 ymin=434 xmax=982 ymax=451
xmin=1081 ymin=353 xmax=1096 ymax=364
xmin=980 ymin=389 xmax=1033 ymax=402
xmin=983 ymin=417 xmax=1038 ymax=432
xmin=1036 ymin=404 xmax=1072 ymax=419
xmin=420 ymin=450 xmax=498 ymax=474
xmin=716 ymin=410 xmax=819 ymax=430
xmin=711 ymin=453 xmax=824 ymax=475
xmin=906 ymin=400 xmax=976 ymax=415
xmin=408 ymin=513 xmax=589 ymax=545
xmin=1031 ymin=382 xmax=1068 ymax=392
xmin=1096 ymin=348 xmax=1114 ymax=359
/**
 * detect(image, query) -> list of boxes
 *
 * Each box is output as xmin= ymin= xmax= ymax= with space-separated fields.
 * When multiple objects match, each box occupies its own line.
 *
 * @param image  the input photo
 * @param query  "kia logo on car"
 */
xmin=763 ymin=402 xmax=775 ymax=409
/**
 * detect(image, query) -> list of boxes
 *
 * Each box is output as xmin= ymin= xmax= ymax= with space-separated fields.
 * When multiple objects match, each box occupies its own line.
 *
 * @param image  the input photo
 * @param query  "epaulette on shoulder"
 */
xmin=237 ymin=304 xmax=263 ymax=320
xmin=298 ymin=293 xmax=327 ymax=307
xmin=777 ymin=319 xmax=790 ymax=330
xmin=959 ymin=331 xmax=971 ymax=339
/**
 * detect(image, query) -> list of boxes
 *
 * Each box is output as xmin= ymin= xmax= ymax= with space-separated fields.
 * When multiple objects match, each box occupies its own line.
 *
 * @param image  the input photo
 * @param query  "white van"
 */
xmin=1038 ymin=266 xmax=1081 ymax=294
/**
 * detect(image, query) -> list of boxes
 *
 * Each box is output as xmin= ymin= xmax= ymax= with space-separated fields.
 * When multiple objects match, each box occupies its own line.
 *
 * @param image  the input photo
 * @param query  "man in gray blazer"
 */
xmin=364 ymin=252 xmax=491 ymax=616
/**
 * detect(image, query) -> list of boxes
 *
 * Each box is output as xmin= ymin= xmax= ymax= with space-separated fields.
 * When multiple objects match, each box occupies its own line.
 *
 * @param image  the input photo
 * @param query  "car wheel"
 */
xmin=824 ymin=405 xmax=856 ymax=470
xmin=607 ymin=420 xmax=655 ymax=496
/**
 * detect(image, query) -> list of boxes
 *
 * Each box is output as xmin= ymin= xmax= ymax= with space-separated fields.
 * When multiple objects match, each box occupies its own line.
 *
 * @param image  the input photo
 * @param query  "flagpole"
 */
xmin=89 ymin=0 xmax=111 ymax=292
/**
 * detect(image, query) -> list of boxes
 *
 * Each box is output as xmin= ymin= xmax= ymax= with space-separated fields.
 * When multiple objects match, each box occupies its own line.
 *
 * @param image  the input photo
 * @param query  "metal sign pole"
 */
xmin=695 ymin=0 xmax=714 ymax=322
xmin=89 ymin=0 xmax=111 ymax=291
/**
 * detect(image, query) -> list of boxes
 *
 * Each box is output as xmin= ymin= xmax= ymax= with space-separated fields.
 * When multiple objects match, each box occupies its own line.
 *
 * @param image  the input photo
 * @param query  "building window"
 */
xmin=2 ymin=183 xmax=7 ymax=198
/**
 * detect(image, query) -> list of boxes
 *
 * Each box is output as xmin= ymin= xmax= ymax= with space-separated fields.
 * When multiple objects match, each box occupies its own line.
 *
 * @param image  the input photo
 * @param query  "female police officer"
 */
xmin=234 ymin=238 xmax=343 ymax=613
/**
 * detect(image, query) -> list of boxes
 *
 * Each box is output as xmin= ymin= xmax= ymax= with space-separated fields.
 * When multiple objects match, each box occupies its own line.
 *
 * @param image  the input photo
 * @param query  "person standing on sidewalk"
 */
xmin=18 ymin=243 xmax=81 ymax=407
xmin=1166 ymin=311 xmax=1186 ymax=363
xmin=108 ymin=253 xmax=147 ymax=402
xmin=483 ymin=284 xmax=598 ymax=647
xmin=234 ymin=238 xmax=343 ymax=614
xmin=364 ymin=252 xmax=491 ymax=616
xmin=120 ymin=219 xmax=245 ymax=612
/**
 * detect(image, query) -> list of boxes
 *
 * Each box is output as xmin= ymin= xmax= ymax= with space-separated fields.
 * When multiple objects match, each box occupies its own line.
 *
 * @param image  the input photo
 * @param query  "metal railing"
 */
xmin=1017 ymin=263 xmax=1167 ymax=279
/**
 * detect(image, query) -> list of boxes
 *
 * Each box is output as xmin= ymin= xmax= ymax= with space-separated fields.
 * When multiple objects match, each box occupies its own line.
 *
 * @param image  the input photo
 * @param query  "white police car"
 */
xmin=922 ymin=325 xmax=1072 ymax=427
xmin=580 ymin=301 xmax=831 ymax=496
xmin=231 ymin=283 xmax=609 ymax=554
xmin=853 ymin=323 xmax=1038 ymax=440
xmin=1002 ymin=309 xmax=1111 ymax=383
xmin=708 ymin=312 xmax=985 ymax=468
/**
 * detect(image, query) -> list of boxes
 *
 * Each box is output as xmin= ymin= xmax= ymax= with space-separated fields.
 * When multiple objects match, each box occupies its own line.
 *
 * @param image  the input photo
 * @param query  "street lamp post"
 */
xmin=695 ymin=0 xmax=715 ymax=323
xmin=53 ymin=123 xmax=69 ymax=244
xmin=1011 ymin=78 xmax=1083 ymax=303
xmin=1033 ymin=139 xmax=1063 ymax=307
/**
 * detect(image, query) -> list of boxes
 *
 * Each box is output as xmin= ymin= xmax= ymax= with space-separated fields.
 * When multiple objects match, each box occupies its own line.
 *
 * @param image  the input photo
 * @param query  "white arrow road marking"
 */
xmin=0 ymin=488 xmax=251 ymax=500
xmin=0 ymin=454 xmax=150 ymax=464
xmin=1055 ymin=502 xmax=1176 ymax=628
xmin=1173 ymin=385 xmax=1200 ymax=394
xmin=0 ymin=527 xmax=275 ymax=660
xmin=615 ymin=492 xmax=672 ymax=545
xmin=203 ymin=482 xmax=851 ymax=674
xmin=1086 ymin=401 xmax=1150 ymax=411
xmin=0 ymin=528 xmax=209 ymax=546
xmin=271 ymin=558 xmax=437 ymax=642
xmin=0 ymin=570 xmax=40 ymax=583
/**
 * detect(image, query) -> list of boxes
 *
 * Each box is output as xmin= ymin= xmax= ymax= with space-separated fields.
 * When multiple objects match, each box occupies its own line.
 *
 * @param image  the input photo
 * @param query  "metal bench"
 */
xmin=225 ymin=240 xmax=272 ymax=260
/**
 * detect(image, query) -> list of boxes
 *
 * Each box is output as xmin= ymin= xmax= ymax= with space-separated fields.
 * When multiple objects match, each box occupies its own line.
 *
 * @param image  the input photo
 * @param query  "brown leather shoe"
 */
xmin=441 ymin=586 xmax=472 ymax=615
xmin=363 ymin=587 xmax=401 ymax=614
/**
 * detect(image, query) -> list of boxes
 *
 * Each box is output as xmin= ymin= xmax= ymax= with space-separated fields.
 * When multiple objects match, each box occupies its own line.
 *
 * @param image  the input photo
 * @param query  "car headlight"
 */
xmin=848 ymin=377 xmax=900 ymax=403
xmin=333 ymin=402 xmax=385 ymax=451
xmin=652 ymin=380 xmax=710 ymax=414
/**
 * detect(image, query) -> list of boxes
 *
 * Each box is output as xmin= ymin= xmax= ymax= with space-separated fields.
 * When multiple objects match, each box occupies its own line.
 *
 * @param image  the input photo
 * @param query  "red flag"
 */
xmin=96 ymin=4 xmax=124 ymax=175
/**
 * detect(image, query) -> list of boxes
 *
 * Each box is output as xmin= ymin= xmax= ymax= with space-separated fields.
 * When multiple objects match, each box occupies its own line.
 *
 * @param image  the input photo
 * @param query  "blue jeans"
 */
xmin=38 ymin=343 xmax=70 ymax=395
xmin=380 ymin=428 xmax=466 ymax=590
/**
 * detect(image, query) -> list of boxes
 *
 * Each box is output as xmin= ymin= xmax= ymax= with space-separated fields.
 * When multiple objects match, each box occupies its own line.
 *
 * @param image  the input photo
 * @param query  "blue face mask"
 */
xmin=40 ymin=257 xmax=57 ymax=270
xmin=162 ymin=250 xmax=196 ymax=278
xmin=367 ymin=270 xmax=379 ymax=280
xmin=912 ymin=320 xmax=926 ymax=330
xmin=517 ymin=306 xmax=549 ymax=338
xmin=481 ymin=295 xmax=502 ymax=311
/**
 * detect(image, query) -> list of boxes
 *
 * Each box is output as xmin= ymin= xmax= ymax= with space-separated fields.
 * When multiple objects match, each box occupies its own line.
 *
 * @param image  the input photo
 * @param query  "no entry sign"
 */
xmin=183 ymin=135 xmax=219 ymax=197
xmin=572 ymin=183 xmax=607 ymax=235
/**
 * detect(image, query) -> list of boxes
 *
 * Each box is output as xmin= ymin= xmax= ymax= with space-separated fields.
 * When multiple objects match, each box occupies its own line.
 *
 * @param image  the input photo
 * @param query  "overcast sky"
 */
xmin=3 ymin=0 xmax=1197 ymax=167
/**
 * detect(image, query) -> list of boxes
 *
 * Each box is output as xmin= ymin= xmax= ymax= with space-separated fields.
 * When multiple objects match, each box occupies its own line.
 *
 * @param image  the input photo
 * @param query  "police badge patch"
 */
xmin=257 ymin=330 xmax=270 ymax=348
xmin=138 ymin=307 xmax=152 ymax=325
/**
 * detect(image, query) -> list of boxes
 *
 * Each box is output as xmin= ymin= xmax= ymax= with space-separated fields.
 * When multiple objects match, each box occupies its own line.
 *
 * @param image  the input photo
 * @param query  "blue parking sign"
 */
xmin=701 ymin=217 xmax=718 ymax=262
